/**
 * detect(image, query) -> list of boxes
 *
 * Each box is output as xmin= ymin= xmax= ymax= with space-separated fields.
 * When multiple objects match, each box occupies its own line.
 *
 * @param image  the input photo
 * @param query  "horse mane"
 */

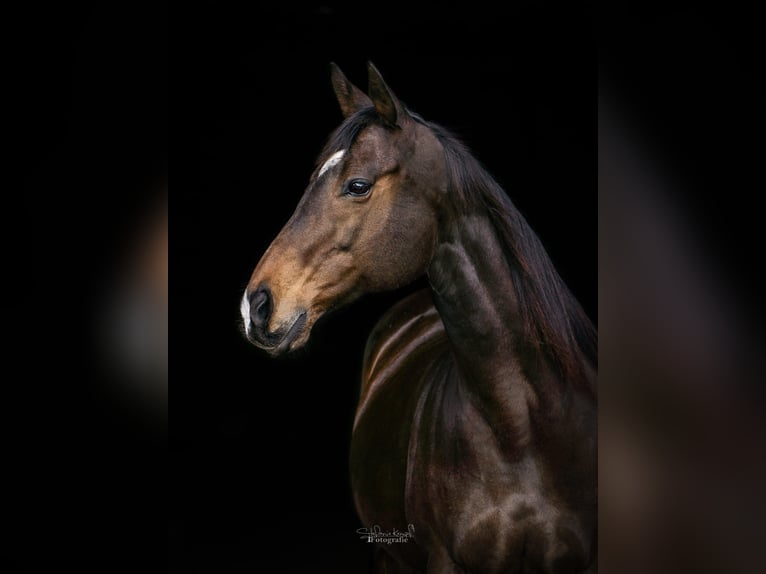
xmin=320 ymin=108 xmax=597 ymax=394
xmin=425 ymin=118 xmax=597 ymax=394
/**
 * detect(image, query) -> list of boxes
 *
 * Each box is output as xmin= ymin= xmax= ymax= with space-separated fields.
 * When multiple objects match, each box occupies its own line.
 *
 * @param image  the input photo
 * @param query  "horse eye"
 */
xmin=346 ymin=179 xmax=372 ymax=197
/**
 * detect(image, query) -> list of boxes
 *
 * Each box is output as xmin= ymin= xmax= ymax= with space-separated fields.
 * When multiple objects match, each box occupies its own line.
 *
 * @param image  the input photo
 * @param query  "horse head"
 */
xmin=241 ymin=63 xmax=447 ymax=354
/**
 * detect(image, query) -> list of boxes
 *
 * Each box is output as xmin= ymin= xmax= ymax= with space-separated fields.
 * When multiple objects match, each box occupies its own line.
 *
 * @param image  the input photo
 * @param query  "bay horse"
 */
xmin=241 ymin=63 xmax=596 ymax=573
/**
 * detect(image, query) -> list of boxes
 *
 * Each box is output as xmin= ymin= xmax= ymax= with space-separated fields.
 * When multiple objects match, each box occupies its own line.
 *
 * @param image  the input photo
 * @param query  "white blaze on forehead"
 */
xmin=240 ymin=291 xmax=251 ymax=335
xmin=318 ymin=149 xmax=345 ymax=179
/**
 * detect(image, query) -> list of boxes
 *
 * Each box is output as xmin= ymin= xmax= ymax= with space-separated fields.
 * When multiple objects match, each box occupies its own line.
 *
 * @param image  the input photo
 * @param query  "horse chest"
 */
xmin=350 ymin=353 xmax=440 ymax=570
xmin=350 ymin=372 xmax=424 ymax=527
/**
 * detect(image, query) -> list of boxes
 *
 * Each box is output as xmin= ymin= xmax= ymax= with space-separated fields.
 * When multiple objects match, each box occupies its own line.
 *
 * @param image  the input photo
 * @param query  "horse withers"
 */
xmin=241 ymin=63 xmax=596 ymax=573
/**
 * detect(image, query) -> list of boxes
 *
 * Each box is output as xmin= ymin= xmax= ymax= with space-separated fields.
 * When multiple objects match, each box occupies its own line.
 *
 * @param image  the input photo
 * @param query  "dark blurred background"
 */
xmin=4 ymin=2 xmax=167 ymax=573
xmin=598 ymin=4 xmax=766 ymax=573
xmin=173 ymin=3 xmax=594 ymax=573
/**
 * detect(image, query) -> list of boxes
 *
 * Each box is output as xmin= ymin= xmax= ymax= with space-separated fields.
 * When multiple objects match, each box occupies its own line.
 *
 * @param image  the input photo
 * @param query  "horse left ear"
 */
xmin=330 ymin=62 xmax=372 ymax=118
xmin=367 ymin=62 xmax=407 ymax=127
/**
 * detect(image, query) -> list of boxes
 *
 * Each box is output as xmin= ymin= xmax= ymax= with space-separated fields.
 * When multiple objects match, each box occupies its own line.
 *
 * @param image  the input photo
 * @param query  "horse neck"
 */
xmin=426 ymin=202 xmax=585 ymax=449
xmin=427 ymin=210 xmax=516 ymax=368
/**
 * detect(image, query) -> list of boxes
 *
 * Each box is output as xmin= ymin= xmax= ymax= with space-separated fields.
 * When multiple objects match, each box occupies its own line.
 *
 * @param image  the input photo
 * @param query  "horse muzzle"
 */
xmin=242 ymin=284 xmax=308 ymax=355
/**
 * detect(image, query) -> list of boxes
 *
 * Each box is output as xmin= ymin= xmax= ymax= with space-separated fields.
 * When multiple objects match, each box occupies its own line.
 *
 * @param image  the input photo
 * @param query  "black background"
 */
xmin=2 ymin=2 xmax=597 ymax=573
xmin=173 ymin=3 xmax=594 ymax=573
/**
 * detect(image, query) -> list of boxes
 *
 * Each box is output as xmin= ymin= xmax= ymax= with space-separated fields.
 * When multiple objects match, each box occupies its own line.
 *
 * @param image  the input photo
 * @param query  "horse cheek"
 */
xmin=368 ymin=210 xmax=435 ymax=291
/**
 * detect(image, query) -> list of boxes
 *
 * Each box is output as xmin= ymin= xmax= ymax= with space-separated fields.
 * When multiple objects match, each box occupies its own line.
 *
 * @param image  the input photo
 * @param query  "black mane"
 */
xmin=430 ymin=120 xmax=596 ymax=392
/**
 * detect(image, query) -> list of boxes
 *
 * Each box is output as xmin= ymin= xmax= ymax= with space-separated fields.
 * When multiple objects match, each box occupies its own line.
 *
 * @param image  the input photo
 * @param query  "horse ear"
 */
xmin=367 ymin=62 xmax=407 ymax=127
xmin=330 ymin=62 xmax=372 ymax=118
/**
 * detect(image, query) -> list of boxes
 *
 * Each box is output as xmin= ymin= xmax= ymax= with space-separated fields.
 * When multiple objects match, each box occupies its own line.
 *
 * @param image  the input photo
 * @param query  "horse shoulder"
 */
xmin=354 ymin=289 xmax=446 ymax=429
xmin=351 ymin=290 xmax=448 ymax=572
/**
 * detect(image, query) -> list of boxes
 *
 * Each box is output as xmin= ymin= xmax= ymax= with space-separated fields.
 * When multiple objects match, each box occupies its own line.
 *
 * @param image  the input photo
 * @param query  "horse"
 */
xmin=240 ymin=63 xmax=597 ymax=573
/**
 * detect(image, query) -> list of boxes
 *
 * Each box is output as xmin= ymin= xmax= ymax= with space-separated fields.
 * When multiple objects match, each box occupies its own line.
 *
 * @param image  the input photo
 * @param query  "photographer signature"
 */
xmin=356 ymin=524 xmax=416 ymax=544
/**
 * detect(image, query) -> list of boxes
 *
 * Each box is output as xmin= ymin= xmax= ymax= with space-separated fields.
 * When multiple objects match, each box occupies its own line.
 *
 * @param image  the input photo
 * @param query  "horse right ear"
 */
xmin=330 ymin=62 xmax=372 ymax=118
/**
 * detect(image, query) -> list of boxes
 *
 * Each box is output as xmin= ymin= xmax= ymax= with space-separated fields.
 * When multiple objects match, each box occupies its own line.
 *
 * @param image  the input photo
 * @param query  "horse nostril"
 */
xmin=249 ymin=286 xmax=273 ymax=333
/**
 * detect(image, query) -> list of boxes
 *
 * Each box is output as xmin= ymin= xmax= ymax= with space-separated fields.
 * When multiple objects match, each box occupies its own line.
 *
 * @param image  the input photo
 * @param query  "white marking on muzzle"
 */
xmin=240 ymin=291 xmax=251 ymax=335
xmin=318 ymin=149 xmax=345 ymax=179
